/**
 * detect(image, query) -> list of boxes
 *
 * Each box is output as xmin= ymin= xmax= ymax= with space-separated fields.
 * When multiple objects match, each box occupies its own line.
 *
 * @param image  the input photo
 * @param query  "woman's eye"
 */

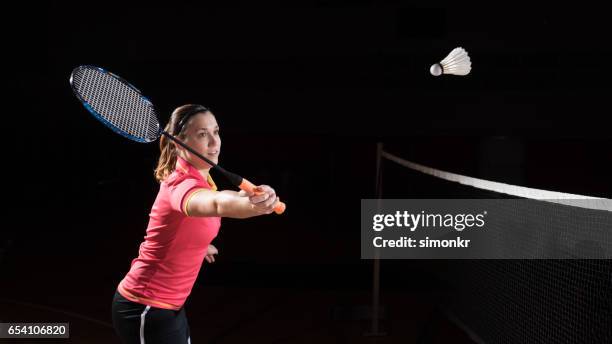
xmin=198 ymin=132 xmax=207 ymax=137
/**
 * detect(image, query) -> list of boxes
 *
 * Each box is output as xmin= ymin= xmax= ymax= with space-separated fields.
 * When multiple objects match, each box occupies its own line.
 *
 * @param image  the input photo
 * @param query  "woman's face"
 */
xmin=178 ymin=111 xmax=221 ymax=169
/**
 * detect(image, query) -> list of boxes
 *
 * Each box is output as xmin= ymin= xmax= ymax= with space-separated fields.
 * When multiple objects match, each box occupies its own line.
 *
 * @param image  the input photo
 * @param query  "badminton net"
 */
xmin=378 ymin=147 xmax=612 ymax=344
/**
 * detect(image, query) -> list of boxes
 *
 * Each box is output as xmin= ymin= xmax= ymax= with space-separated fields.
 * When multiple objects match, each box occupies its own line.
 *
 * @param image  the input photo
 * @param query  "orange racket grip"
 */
xmin=239 ymin=179 xmax=286 ymax=214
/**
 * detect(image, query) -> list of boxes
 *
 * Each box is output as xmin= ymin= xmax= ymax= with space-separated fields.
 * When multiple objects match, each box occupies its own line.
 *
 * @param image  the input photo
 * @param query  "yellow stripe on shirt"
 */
xmin=207 ymin=174 xmax=218 ymax=191
xmin=183 ymin=189 xmax=208 ymax=216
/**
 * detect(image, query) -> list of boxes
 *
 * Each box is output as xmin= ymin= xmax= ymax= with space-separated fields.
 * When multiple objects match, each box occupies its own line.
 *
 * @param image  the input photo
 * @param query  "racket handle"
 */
xmin=239 ymin=179 xmax=286 ymax=215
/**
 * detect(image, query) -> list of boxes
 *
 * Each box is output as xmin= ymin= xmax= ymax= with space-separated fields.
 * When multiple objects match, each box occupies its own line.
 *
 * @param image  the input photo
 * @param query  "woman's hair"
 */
xmin=154 ymin=104 xmax=210 ymax=182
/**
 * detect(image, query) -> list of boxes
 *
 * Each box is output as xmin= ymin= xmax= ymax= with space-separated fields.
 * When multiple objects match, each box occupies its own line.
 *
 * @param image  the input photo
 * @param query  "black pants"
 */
xmin=112 ymin=291 xmax=191 ymax=344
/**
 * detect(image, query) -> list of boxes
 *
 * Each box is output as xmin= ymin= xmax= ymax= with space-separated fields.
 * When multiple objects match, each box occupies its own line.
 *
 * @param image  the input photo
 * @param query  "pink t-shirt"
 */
xmin=118 ymin=156 xmax=221 ymax=310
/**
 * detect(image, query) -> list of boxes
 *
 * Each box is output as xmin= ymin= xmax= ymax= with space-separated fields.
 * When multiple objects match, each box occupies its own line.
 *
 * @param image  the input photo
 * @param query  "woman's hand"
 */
xmin=242 ymin=185 xmax=279 ymax=215
xmin=205 ymin=244 xmax=218 ymax=263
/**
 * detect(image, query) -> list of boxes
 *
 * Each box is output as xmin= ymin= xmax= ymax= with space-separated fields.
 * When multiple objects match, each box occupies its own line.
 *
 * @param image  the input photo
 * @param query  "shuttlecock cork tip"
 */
xmin=430 ymin=64 xmax=443 ymax=76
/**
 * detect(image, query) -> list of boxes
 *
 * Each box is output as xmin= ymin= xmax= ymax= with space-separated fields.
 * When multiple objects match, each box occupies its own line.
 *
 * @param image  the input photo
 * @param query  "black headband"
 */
xmin=174 ymin=105 xmax=209 ymax=135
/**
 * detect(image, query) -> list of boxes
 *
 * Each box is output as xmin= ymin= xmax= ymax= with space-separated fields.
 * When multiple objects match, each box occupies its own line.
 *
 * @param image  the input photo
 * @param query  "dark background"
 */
xmin=3 ymin=2 xmax=612 ymax=343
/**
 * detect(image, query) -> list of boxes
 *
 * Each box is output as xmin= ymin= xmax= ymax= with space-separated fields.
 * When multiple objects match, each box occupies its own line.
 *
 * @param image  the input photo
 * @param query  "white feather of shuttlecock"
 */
xmin=437 ymin=47 xmax=471 ymax=76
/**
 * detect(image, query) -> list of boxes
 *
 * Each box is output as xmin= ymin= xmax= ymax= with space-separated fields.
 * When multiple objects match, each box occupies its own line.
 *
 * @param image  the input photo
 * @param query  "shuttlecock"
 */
xmin=430 ymin=47 xmax=471 ymax=76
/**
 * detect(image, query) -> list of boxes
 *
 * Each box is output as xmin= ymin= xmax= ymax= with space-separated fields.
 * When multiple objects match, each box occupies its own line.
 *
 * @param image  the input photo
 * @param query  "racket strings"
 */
xmin=71 ymin=66 xmax=160 ymax=141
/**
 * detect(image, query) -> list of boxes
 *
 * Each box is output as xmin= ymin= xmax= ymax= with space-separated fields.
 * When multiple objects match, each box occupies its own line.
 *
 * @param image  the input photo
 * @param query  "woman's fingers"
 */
xmin=249 ymin=185 xmax=276 ymax=204
xmin=206 ymin=244 xmax=218 ymax=263
xmin=263 ymin=195 xmax=278 ymax=208
xmin=249 ymin=192 xmax=270 ymax=204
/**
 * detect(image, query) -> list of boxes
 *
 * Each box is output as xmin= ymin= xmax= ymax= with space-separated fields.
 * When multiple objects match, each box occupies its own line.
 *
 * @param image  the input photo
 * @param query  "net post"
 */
xmin=364 ymin=142 xmax=387 ymax=336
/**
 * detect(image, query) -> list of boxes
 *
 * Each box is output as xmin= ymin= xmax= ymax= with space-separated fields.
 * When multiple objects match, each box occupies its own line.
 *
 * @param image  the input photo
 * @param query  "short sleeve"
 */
xmin=168 ymin=178 xmax=207 ymax=215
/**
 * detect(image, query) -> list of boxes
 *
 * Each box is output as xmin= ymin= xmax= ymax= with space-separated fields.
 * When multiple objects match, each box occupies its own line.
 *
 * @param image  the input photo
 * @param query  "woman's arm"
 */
xmin=185 ymin=185 xmax=279 ymax=218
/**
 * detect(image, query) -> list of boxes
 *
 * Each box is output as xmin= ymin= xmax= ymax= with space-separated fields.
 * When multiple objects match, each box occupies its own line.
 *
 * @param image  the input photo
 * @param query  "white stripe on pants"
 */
xmin=139 ymin=305 xmax=151 ymax=344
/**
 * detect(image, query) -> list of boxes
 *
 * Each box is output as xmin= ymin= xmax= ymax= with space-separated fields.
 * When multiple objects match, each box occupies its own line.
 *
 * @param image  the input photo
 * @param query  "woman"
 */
xmin=111 ymin=104 xmax=279 ymax=343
